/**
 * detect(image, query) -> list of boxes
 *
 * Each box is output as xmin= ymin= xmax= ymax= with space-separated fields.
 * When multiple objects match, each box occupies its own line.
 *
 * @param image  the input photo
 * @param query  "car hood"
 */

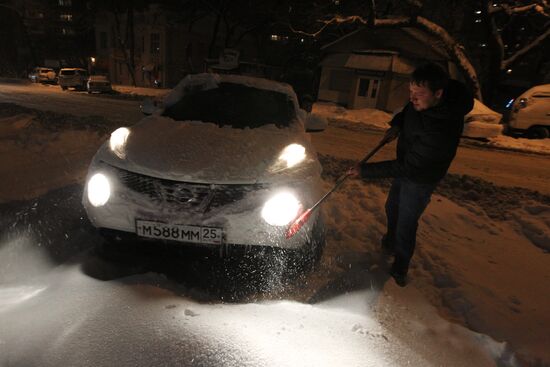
xmin=95 ymin=116 xmax=322 ymax=184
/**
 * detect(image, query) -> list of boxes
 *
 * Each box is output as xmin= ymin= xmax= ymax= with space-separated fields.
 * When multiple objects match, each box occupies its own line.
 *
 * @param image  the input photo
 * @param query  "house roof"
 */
xmin=321 ymin=26 xmax=449 ymax=61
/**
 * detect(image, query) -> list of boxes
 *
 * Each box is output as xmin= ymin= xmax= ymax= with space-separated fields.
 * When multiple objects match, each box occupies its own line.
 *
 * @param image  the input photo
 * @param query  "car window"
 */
xmin=60 ymin=70 xmax=76 ymax=76
xmin=162 ymin=82 xmax=295 ymax=129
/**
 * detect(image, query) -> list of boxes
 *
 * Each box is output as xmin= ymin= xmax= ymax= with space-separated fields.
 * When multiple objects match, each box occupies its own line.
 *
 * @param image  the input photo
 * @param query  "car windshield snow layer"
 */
xmin=161 ymin=82 xmax=295 ymax=129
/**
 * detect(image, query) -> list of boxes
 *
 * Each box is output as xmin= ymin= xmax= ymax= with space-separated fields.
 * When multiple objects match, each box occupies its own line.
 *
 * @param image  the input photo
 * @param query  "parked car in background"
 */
xmin=58 ymin=68 xmax=88 ymax=90
xmin=87 ymin=75 xmax=112 ymax=94
xmin=506 ymin=84 xmax=550 ymax=139
xmin=28 ymin=67 xmax=57 ymax=84
xmin=83 ymin=73 xmax=328 ymax=271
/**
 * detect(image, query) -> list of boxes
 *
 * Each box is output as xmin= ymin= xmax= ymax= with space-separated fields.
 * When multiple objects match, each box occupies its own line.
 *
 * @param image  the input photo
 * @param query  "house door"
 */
xmin=355 ymin=77 xmax=380 ymax=109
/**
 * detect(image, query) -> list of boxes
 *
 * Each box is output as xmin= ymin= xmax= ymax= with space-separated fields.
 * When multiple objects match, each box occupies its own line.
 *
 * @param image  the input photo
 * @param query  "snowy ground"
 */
xmin=0 ymin=103 xmax=549 ymax=366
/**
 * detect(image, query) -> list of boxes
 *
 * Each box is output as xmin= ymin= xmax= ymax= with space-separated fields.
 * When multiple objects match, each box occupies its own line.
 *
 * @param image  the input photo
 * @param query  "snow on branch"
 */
xmin=289 ymin=15 xmax=413 ymax=38
xmin=502 ymin=26 xmax=550 ymax=69
xmin=404 ymin=0 xmax=423 ymax=8
xmin=489 ymin=2 xmax=549 ymax=16
xmin=415 ymin=17 xmax=481 ymax=99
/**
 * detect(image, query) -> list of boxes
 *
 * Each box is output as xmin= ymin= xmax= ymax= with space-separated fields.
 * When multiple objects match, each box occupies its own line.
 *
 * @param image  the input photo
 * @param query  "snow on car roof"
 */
xmin=163 ymin=73 xmax=299 ymax=110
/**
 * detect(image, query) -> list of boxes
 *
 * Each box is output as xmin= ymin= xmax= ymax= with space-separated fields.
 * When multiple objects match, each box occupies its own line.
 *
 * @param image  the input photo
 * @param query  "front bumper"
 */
xmin=83 ymin=161 xmax=322 ymax=250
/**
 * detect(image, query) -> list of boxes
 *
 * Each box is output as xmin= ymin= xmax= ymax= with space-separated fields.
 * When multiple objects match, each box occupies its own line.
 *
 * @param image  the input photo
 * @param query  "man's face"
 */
xmin=409 ymin=82 xmax=442 ymax=111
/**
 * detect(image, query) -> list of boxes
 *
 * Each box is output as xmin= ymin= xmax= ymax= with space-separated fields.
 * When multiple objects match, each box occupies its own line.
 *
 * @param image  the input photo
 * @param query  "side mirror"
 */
xmin=140 ymin=97 xmax=161 ymax=115
xmin=305 ymin=112 xmax=328 ymax=132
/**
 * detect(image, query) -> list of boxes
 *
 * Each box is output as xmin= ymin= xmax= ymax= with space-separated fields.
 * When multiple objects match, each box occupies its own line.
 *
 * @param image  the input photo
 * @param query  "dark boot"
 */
xmin=389 ymin=257 xmax=408 ymax=287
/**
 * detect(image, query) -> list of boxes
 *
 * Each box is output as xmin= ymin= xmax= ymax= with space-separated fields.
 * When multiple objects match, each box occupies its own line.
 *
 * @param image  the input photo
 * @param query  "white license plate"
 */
xmin=136 ymin=220 xmax=223 ymax=244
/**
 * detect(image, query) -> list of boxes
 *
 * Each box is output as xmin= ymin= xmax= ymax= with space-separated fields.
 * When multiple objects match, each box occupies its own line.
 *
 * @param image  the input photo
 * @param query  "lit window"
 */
xmin=271 ymin=34 xmax=280 ymax=41
xmin=61 ymin=27 xmax=75 ymax=35
xmin=60 ymin=14 xmax=73 ymax=21
xmin=59 ymin=0 xmax=72 ymax=5
xmin=475 ymin=19 xmax=482 ymax=23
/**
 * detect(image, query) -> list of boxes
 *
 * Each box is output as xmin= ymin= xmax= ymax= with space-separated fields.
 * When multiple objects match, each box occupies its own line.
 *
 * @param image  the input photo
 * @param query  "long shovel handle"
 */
xmin=285 ymin=133 xmax=392 ymax=239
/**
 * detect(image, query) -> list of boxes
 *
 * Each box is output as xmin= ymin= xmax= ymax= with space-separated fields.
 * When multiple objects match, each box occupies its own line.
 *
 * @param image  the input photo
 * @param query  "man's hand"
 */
xmin=384 ymin=125 xmax=400 ymax=142
xmin=347 ymin=163 xmax=361 ymax=178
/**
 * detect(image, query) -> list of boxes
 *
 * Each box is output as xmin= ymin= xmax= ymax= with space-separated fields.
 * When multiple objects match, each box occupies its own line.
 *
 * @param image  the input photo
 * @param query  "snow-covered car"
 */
xmin=83 ymin=73 xmax=327 ymax=267
xmin=506 ymin=84 xmax=550 ymax=139
xmin=28 ymin=67 xmax=57 ymax=84
xmin=58 ymin=68 xmax=88 ymax=90
xmin=87 ymin=75 xmax=112 ymax=94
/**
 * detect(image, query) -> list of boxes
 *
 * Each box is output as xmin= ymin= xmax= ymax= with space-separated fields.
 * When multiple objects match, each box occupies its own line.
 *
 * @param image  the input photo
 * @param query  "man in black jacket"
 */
xmin=349 ymin=63 xmax=474 ymax=287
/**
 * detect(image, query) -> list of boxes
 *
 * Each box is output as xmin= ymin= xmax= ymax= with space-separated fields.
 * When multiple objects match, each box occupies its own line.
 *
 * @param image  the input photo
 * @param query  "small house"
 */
xmin=318 ymin=27 xmax=464 ymax=112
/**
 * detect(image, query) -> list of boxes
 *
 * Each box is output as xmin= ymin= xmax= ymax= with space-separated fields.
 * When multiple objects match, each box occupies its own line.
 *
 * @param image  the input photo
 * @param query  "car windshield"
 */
xmin=60 ymin=70 xmax=76 ymax=76
xmin=162 ymin=82 xmax=295 ymax=129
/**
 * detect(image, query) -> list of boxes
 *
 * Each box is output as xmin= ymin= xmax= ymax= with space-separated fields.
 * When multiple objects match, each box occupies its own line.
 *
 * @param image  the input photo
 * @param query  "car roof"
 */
xmin=89 ymin=75 xmax=109 ymax=79
xmin=164 ymin=73 xmax=299 ymax=111
xmin=60 ymin=68 xmax=87 ymax=71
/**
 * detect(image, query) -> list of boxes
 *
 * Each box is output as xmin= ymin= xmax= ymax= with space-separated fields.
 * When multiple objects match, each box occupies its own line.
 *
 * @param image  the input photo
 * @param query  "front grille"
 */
xmin=113 ymin=166 xmax=263 ymax=212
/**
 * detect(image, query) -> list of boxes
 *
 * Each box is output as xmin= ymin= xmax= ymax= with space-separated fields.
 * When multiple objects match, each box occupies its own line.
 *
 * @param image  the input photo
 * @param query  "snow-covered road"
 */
xmin=0 ymin=81 xmax=144 ymax=124
xmin=1 ymin=82 xmax=548 ymax=366
xmin=1 ymin=81 xmax=549 ymax=195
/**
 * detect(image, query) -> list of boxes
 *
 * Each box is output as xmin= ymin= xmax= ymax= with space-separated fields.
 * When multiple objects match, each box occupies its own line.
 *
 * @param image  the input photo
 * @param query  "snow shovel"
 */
xmin=285 ymin=132 xmax=395 ymax=239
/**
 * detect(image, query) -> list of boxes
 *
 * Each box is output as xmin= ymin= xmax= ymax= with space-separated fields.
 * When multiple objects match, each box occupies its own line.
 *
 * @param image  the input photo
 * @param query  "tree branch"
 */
xmin=501 ymin=26 xmax=550 ymax=69
xmin=489 ymin=2 xmax=548 ymax=16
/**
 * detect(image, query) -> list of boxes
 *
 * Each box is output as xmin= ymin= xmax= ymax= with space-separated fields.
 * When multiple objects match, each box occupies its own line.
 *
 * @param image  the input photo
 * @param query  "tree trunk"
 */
xmin=113 ymin=7 xmax=136 ymax=86
xmin=208 ymin=11 xmax=223 ymax=58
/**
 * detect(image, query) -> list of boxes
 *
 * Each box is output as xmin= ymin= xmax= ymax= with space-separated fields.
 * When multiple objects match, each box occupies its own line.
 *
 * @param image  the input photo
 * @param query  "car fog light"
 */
xmin=261 ymin=192 xmax=301 ymax=226
xmin=87 ymin=173 xmax=111 ymax=207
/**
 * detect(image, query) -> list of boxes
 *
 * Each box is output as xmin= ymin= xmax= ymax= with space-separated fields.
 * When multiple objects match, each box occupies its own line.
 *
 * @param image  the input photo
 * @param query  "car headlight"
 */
xmin=87 ymin=173 xmax=111 ymax=207
xmin=109 ymin=127 xmax=130 ymax=159
xmin=279 ymin=143 xmax=306 ymax=168
xmin=261 ymin=192 xmax=301 ymax=226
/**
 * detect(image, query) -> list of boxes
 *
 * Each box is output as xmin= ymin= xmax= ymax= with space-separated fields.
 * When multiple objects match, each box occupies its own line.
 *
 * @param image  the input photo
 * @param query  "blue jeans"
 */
xmin=385 ymin=177 xmax=437 ymax=273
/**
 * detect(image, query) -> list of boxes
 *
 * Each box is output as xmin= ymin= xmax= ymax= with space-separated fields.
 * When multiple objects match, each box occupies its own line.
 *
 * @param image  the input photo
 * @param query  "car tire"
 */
xmin=61 ymin=86 xmax=67 ymax=90
xmin=95 ymin=230 xmax=141 ymax=260
xmin=527 ymin=126 xmax=550 ymax=139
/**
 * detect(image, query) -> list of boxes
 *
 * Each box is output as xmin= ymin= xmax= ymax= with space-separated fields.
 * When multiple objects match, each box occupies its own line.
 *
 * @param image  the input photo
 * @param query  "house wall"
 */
xmin=386 ymin=74 xmax=411 ymax=112
xmin=318 ymin=66 xmax=355 ymax=104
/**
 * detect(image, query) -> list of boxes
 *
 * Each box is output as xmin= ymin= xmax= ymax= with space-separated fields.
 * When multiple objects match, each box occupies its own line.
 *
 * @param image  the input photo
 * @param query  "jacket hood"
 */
xmin=425 ymin=79 xmax=474 ymax=119
xmin=95 ymin=116 xmax=321 ymax=185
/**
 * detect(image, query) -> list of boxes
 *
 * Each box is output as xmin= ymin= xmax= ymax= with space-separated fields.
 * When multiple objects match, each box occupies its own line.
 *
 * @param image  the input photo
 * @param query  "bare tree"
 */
xmin=111 ymin=3 xmax=136 ymax=86
xmin=290 ymin=0 xmax=485 ymax=100
xmin=482 ymin=0 xmax=549 ymax=101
